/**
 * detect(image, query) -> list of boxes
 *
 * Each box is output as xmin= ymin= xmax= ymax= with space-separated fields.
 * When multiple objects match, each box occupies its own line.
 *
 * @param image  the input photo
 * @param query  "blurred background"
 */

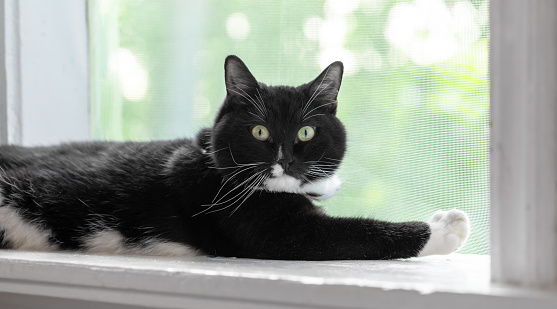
xmin=89 ymin=0 xmax=489 ymax=254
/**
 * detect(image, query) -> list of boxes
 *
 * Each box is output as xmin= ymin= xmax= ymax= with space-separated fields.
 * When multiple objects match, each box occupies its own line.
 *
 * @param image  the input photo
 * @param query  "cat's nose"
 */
xmin=278 ymin=158 xmax=293 ymax=172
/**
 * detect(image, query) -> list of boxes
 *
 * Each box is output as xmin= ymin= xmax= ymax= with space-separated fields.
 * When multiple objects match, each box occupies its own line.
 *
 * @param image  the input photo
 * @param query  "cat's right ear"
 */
xmin=224 ymin=55 xmax=259 ymax=97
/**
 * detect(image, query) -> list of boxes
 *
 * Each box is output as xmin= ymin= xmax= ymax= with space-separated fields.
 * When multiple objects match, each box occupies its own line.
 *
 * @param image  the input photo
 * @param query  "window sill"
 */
xmin=0 ymin=251 xmax=555 ymax=309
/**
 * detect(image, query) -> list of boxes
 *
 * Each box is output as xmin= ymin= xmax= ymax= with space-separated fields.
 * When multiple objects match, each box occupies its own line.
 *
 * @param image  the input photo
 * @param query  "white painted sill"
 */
xmin=0 ymin=252 xmax=555 ymax=309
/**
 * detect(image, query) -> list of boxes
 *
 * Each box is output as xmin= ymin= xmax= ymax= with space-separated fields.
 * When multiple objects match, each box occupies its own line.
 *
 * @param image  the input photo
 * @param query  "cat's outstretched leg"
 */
xmin=418 ymin=209 xmax=470 ymax=257
xmin=219 ymin=193 xmax=470 ymax=260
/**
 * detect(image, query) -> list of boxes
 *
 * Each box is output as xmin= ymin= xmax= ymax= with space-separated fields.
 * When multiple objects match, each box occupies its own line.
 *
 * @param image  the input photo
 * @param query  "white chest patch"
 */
xmin=0 ymin=205 xmax=58 ymax=251
xmin=265 ymin=170 xmax=301 ymax=192
xmin=271 ymin=164 xmax=284 ymax=177
xmin=300 ymin=173 xmax=342 ymax=200
xmin=264 ymin=169 xmax=342 ymax=201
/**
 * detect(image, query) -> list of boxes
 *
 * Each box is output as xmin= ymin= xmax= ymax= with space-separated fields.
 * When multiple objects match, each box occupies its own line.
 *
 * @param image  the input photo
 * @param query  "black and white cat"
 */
xmin=0 ymin=56 xmax=469 ymax=259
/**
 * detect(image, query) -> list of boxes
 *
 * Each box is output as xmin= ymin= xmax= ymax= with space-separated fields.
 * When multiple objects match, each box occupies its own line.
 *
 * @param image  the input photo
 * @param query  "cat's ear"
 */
xmin=306 ymin=61 xmax=344 ymax=113
xmin=224 ymin=55 xmax=259 ymax=97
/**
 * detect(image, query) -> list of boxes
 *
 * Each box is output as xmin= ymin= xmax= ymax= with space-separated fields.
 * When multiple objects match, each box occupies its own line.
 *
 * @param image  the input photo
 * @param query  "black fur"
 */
xmin=0 ymin=56 xmax=430 ymax=260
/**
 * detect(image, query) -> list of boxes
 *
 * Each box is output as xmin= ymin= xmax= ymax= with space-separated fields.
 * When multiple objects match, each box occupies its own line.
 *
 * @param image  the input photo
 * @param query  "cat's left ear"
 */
xmin=306 ymin=61 xmax=344 ymax=113
xmin=224 ymin=55 xmax=259 ymax=97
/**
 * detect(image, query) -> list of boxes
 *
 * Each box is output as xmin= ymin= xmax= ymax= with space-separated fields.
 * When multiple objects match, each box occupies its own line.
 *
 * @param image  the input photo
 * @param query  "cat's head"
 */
xmin=210 ymin=55 xmax=346 ymax=201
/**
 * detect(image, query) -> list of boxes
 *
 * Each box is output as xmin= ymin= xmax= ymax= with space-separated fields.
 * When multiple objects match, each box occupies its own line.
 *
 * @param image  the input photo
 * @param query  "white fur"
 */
xmin=300 ymin=174 xmax=342 ymax=200
xmin=134 ymin=239 xmax=199 ymax=256
xmin=84 ymin=230 xmax=128 ymax=254
xmin=0 ymin=205 xmax=58 ymax=251
xmin=84 ymin=229 xmax=199 ymax=257
xmin=271 ymin=164 xmax=284 ymax=177
xmin=277 ymin=146 xmax=284 ymax=160
xmin=264 ymin=170 xmax=342 ymax=201
xmin=418 ymin=209 xmax=470 ymax=256
xmin=265 ymin=172 xmax=301 ymax=192
xmin=165 ymin=150 xmax=181 ymax=173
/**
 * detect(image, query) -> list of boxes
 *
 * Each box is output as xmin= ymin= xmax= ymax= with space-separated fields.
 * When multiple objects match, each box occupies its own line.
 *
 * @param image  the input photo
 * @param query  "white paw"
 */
xmin=418 ymin=209 xmax=470 ymax=257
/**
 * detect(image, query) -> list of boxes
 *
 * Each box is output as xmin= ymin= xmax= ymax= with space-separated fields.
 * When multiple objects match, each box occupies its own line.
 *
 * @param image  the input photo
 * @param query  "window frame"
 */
xmin=1 ymin=0 xmax=557 ymax=307
xmin=490 ymin=0 xmax=557 ymax=286
xmin=0 ymin=0 xmax=90 ymax=146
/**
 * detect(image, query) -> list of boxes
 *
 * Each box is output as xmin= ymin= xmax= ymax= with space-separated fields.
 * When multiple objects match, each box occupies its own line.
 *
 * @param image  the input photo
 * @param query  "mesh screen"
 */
xmin=89 ymin=0 xmax=489 ymax=254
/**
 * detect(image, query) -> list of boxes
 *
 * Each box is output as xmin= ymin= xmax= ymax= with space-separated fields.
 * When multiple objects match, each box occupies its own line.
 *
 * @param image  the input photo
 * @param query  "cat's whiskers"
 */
xmin=234 ymin=85 xmax=267 ymax=118
xmin=229 ymin=174 xmax=268 ymax=216
xmin=299 ymin=173 xmax=320 ymax=187
xmin=302 ymin=100 xmax=336 ymax=120
xmin=224 ymin=173 xmax=267 ymax=216
xmin=212 ymin=165 xmax=259 ymax=203
xmin=303 ymin=81 xmax=333 ymax=114
xmin=206 ymin=144 xmax=269 ymax=207
xmin=303 ymin=159 xmax=336 ymax=165
xmin=303 ymin=153 xmax=339 ymax=180
xmin=207 ymin=170 xmax=265 ymax=207
xmin=302 ymin=66 xmax=332 ymax=115
xmin=304 ymin=164 xmax=336 ymax=170
xmin=228 ymin=143 xmax=266 ymax=167
xmin=198 ymin=171 xmax=266 ymax=216
xmin=255 ymin=89 xmax=268 ymax=116
xmin=323 ymin=157 xmax=343 ymax=162
xmin=226 ymin=87 xmax=261 ymax=110
xmin=306 ymin=171 xmax=327 ymax=178
xmin=306 ymin=164 xmax=336 ymax=178
xmin=313 ymin=163 xmax=337 ymax=169
xmin=209 ymin=163 xmax=262 ymax=170
xmin=304 ymin=151 xmax=326 ymax=163
xmin=304 ymin=161 xmax=338 ymax=170
xmin=299 ymin=174 xmax=312 ymax=185
xmin=221 ymin=165 xmax=257 ymax=183
xmin=77 ymin=198 xmax=91 ymax=210
xmin=248 ymin=112 xmax=265 ymax=122
xmin=313 ymin=166 xmax=334 ymax=176
xmin=226 ymin=84 xmax=267 ymax=119
xmin=306 ymin=169 xmax=333 ymax=176
xmin=207 ymin=172 xmax=261 ymax=207
xmin=302 ymin=114 xmax=325 ymax=121
xmin=205 ymin=147 xmax=228 ymax=156
xmin=309 ymin=162 xmax=337 ymax=168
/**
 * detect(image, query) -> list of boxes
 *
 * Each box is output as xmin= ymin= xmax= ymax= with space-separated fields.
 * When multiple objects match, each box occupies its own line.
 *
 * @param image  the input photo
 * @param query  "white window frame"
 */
xmin=1 ymin=0 xmax=557 ymax=308
xmin=490 ymin=0 xmax=557 ymax=287
xmin=0 ymin=0 xmax=89 ymax=146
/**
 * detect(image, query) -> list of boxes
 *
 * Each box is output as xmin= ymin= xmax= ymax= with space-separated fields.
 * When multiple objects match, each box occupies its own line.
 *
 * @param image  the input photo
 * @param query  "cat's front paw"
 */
xmin=418 ymin=209 xmax=470 ymax=257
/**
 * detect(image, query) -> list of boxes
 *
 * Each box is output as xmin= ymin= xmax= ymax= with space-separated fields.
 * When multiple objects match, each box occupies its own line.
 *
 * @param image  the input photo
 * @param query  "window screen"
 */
xmin=89 ymin=0 xmax=489 ymax=254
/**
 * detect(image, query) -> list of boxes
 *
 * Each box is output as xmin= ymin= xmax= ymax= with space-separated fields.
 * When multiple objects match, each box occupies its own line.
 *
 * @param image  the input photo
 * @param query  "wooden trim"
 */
xmin=491 ymin=0 xmax=557 ymax=286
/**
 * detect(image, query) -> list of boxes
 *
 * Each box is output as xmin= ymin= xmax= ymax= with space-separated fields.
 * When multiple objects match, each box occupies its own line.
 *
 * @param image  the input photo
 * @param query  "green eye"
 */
xmin=252 ymin=125 xmax=270 ymax=141
xmin=297 ymin=126 xmax=315 ymax=142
